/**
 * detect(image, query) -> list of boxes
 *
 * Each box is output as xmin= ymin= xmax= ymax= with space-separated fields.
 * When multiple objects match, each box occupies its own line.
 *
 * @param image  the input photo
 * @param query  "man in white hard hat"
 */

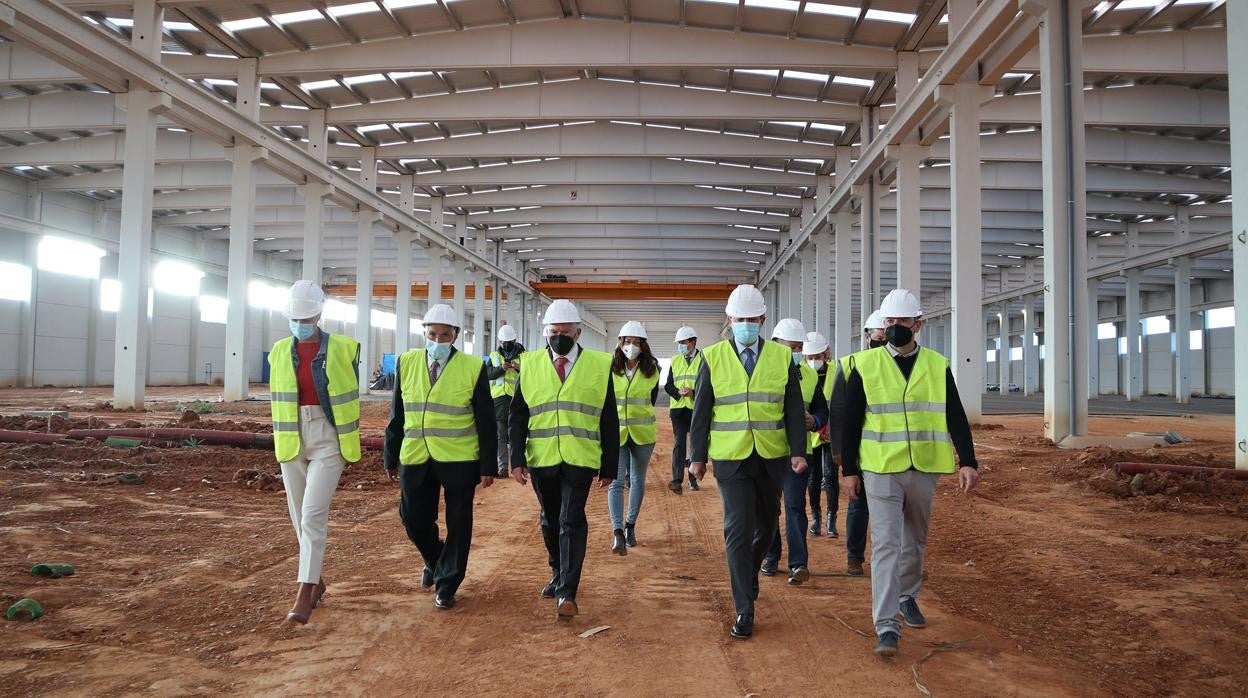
xmin=829 ymin=310 xmax=889 ymax=574
xmin=509 ymin=299 xmax=619 ymax=620
xmin=485 ymin=323 xmax=525 ymax=478
xmin=689 ymin=285 xmax=808 ymax=640
xmin=268 ymin=280 xmax=362 ymax=624
xmin=663 ymin=325 xmax=701 ymax=493
xmin=839 ymin=289 xmax=980 ymax=658
xmin=384 ymin=304 xmax=497 ymax=610
xmin=760 ymin=318 xmax=828 ymax=586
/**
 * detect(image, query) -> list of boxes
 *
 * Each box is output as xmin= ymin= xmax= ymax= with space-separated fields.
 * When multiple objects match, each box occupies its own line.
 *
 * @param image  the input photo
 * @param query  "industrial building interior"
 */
xmin=0 ymin=0 xmax=1245 ymax=695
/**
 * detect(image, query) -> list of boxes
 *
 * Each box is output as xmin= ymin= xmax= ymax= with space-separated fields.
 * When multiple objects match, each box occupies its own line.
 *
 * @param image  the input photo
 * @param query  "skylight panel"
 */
xmin=222 ymin=17 xmax=268 ymax=31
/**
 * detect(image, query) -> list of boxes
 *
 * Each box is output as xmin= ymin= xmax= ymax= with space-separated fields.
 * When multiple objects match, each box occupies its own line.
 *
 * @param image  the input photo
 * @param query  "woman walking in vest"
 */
xmin=608 ymin=322 xmax=660 ymax=555
xmin=268 ymin=281 xmax=362 ymax=625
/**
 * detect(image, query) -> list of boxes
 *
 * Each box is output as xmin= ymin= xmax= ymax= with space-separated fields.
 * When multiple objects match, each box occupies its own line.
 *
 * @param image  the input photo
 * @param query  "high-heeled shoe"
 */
xmin=311 ymin=578 xmax=327 ymax=608
xmin=285 ymin=610 xmax=310 ymax=625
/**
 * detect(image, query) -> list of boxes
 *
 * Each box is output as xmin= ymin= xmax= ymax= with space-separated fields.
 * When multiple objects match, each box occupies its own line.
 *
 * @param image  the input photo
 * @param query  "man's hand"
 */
xmin=790 ymin=456 xmax=808 ymax=474
xmin=841 ymin=474 xmax=861 ymax=500
xmin=385 ymin=467 xmax=399 ymax=485
xmin=804 ymin=412 xmax=816 ymax=430
xmin=480 ymin=476 xmax=495 ymax=489
xmin=958 ymin=466 xmax=980 ymax=494
xmin=690 ymin=461 xmax=707 ymax=481
xmin=597 ymin=476 xmax=613 ymax=488
xmin=678 ymin=387 xmax=693 ymax=397
xmin=511 ymin=466 xmax=529 ymax=486
xmin=503 ymin=361 xmax=518 ymax=371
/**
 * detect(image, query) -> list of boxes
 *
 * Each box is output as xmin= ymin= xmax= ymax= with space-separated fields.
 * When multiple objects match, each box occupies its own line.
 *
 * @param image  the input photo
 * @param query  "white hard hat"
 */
xmin=422 ymin=303 xmax=461 ymax=328
xmin=542 ymin=299 xmax=582 ymax=324
xmin=878 ymin=289 xmax=923 ymax=319
xmin=497 ymin=324 xmax=518 ymax=342
xmin=283 ymin=280 xmax=326 ymax=320
xmin=674 ymin=326 xmax=697 ymax=343
xmin=724 ymin=284 xmax=766 ymax=318
xmin=803 ymin=331 xmax=829 ymax=355
xmin=618 ymin=321 xmax=648 ymax=340
xmin=864 ymin=310 xmax=886 ymax=331
xmin=771 ymin=318 xmax=806 ymax=343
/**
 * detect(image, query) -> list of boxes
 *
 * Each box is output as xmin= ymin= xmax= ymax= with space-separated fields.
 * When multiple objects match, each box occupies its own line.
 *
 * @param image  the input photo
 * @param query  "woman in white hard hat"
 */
xmin=664 ymin=326 xmax=701 ymax=493
xmin=383 ymin=304 xmax=497 ymax=610
xmin=608 ymin=321 xmax=660 ymax=555
xmin=760 ymin=318 xmax=828 ymax=586
xmin=267 ymin=280 xmax=362 ymax=624
xmin=802 ymin=332 xmax=837 ymax=538
xmin=485 ymin=323 xmax=525 ymax=478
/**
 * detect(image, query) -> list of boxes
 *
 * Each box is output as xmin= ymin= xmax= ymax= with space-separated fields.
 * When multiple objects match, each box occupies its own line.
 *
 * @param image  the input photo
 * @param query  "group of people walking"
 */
xmin=267 ymin=279 xmax=980 ymax=659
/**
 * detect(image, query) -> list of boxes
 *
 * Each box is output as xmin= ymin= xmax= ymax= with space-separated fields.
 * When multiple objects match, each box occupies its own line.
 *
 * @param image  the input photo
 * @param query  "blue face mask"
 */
xmin=678 ymin=344 xmax=692 ymax=358
xmin=289 ymin=320 xmax=316 ymax=341
xmin=792 ymin=351 xmax=803 ymax=366
xmin=731 ymin=322 xmax=760 ymax=346
xmin=427 ymin=341 xmax=451 ymax=361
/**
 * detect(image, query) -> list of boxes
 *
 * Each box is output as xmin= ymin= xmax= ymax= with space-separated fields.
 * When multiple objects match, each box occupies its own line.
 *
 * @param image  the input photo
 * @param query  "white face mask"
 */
xmin=806 ymin=359 xmax=824 ymax=372
xmin=621 ymin=344 xmax=641 ymax=361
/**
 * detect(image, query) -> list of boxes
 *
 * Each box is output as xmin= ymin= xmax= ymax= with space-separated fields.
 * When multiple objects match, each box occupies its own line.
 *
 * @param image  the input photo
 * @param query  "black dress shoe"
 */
xmin=624 ymin=524 xmax=637 ymax=548
xmin=421 ymin=565 xmax=434 ymax=591
xmin=434 ymin=594 xmax=456 ymax=609
xmin=760 ymin=560 xmax=778 ymax=577
xmin=688 ymin=477 xmax=700 ymax=491
xmin=730 ymin=614 xmax=754 ymax=639
xmin=612 ymin=529 xmax=628 ymax=556
xmin=540 ymin=576 xmax=557 ymax=598
xmin=556 ymin=596 xmax=578 ymax=619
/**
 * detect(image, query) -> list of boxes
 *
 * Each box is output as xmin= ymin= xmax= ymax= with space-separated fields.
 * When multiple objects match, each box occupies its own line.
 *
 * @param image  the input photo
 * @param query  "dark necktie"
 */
xmin=554 ymin=356 xmax=568 ymax=382
xmin=430 ymin=361 xmax=441 ymax=383
xmin=742 ymin=347 xmax=755 ymax=376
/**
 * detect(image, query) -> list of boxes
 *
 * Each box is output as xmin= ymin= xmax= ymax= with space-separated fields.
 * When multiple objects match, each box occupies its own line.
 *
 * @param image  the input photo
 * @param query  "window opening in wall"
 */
xmin=37 ymin=236 xmax=104 ymax=279
xmin=1097 ymin=323 xmax=1116 ymax=340
xmin=152 ymin=260 xmax=204 ymax=296
xmin=1143 ymin=316 xmax=1169 ymax=336
xmin=200 ymin=296 xmax=228 ymax=324
xmin=1190 ymin=329 xmax=1203 ymax=351
xmin=248 ymin=281 xmax=289 ymax=311
xmin=0 ymin=262 xmax=32 ymax=301
xmin=100 ymin=278 xmax=121 ymax=312
xmin=1206 ymin=306 xmax=1233 ymax=329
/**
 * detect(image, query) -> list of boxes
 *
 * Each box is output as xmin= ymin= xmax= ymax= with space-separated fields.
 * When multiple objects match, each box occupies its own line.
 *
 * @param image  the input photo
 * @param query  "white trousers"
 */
xmin=279 ymin=406 xmax=345 ymax=584
xmin=863 ymin=469 xmax=939 ymax=637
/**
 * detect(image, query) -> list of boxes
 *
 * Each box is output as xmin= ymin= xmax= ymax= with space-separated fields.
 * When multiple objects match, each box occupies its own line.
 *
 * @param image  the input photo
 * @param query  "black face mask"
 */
xmin=868 ymin=338 xmax=888 ymax=349
xmin=501 ymin=341 xmax=516 ymax=355
xmin=548 ymin=334 xmax=575 ymax=356
xmin=885 ymin=324 xmax=914 ymax=348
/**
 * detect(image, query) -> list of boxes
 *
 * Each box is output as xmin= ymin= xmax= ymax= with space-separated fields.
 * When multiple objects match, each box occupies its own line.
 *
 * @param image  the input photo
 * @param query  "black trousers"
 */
xmin=714 ymin=453 xmax=786 ymax=617
xmin=670 ymin=407 xmax=693 ymax=483
xmin=808 ymin=445 xmax=839 ymax=523
xmin=530 ymin=464 xmax=596 ymax=600
xmin=399 ymin=464 xmax=477 ymax=597
xmin=493 ymin=396 xmax=512 ymax=472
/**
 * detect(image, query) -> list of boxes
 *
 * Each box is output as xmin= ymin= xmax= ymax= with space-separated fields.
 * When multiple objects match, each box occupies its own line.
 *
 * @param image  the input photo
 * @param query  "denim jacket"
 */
xmin=289 ymin=330 xmax=357 ymax=426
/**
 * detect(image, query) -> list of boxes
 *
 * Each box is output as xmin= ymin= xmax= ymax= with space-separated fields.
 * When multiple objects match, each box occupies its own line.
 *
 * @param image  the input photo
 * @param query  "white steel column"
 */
xmin=473 ymin=226 xmax=487 ymax=356
xmin=1230 ymin=0 xmax=1248 ymax=467
xmin=799 ymin=250 xmax=813 ymax=329
xmin=946 ymin=78 xmax=984 ymax=420
xmin=355 ymin=149 xmax=378 ymax=395
xmin=1173 ymin=207 xmax=1192 ymax=403
xmin=814 ymin=230 xmax=832 ymax=343
xmin=301 ymin=109 xmax=330 ymax=282
xmin=394 ymin=175 xmax=415 ymax=355
xmin=998 ymin=305 xmax=1010 ymax=392
xmin=894 ymin=51 xmax=923 ymax=293
xmin=833 ymin=151 xmax=854 ymax=357
xmin=1022 ymin=295 xmax=1038 ymax=396
xmin=222 ymin=56 xmax=262 ymax=402
xmin=452 ymin=257 xmax=467 ymax=351
xmin=1039 ymin=0 xmax=1090 ymax=441
xmin=1124 ymin=224 xmax=1142 ymax=400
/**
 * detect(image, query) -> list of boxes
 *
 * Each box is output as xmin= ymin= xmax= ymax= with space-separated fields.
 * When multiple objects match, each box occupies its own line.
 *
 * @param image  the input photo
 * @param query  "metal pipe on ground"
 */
xmin=0 ymin=430 xmax=68 ymax=444
xmin=1114 ymin=462 xmax=1248 ymax=480
xmin=65 ymin=428 xmax=274 ymax=448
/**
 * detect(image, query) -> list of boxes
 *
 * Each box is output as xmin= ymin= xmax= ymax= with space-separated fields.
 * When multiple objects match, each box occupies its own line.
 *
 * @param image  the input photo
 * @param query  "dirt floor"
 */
xmin=0 ymin=387 xmax=1246 ymax=696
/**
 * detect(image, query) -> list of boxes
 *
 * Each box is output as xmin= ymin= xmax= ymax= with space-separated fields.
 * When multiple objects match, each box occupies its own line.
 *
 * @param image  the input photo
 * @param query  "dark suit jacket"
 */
xmin=689 ymin=338 xmax=807 ymax=472
xmin=383 ymin=346 xmax=498 ymax=488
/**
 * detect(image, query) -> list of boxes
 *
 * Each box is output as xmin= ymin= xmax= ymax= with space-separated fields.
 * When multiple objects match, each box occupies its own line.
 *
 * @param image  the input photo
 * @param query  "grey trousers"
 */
xmin=863 ymin=469 xmax=940 ymax=637
xmin=715 ymin=454 xmax=786 ymax=618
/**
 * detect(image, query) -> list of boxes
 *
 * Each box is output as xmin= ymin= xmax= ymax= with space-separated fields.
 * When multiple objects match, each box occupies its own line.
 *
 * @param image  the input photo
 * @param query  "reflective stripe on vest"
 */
xmin=702 ymin=339 xmax=790 ymax=461
xmin=667 ymin=350 xmax=702 ymax=409
xmin=615 ymin=368 xmax=659 ymax=445
xmin=855 ymin=347 xmax=956 ymax=474
xmin=489 ymin=351 xmax=520 ymax=399
xmin=268 ymin=334 xmax=362 ymax=463
xmin=398 ymin=349 xmax=482 ymax=465
xmin=519 ymin=348 xmax=612 ymax=470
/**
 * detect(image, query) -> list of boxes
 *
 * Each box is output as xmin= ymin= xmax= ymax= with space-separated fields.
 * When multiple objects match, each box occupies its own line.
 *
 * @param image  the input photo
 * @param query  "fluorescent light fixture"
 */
xmin=328 ymin=2 xmax=382 ymax=17
xmin=745 ymin=0 xmax=800 ymax=9
xmin=272 ymin=9 xmax=322 ymax=24
xmin=222 ymin=17 xmax=268 ymax=31
xmin=785 ymin=70 xmax=829 ymax=83
xmin=389 ymin=71 xmax=433 ymax=80
xmin=301 ymin=79 xmax=341 ymax=91
xmin=356 ymin=123 xmax=392 ymax=133
xmin=343 ymin=73 xmax=386 ymax=85
xmin=384 ymin=0 xmax=439 ymax=7
xmin=832 ymin=75 xmax=874 ymax=88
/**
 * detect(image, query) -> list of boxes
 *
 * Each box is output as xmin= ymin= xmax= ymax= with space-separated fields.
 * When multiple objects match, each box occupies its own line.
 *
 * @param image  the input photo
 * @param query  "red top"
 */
xmin=295 ymin=340 xmax=320 ymax=406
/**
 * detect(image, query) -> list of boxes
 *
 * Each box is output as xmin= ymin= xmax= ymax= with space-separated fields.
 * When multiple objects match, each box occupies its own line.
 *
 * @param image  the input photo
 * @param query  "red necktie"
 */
xmin=554 ymin=356 xmax=568 ymax=382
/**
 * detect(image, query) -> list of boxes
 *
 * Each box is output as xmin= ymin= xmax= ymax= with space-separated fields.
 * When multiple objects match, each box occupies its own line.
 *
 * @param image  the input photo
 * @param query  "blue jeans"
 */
xmin=608 ymin=440 xmax=655 ymax=530
xmin=846 ymin=488 xmax=870 ymax=562
xmin=765 ymin=460 xmax=811 ymax=568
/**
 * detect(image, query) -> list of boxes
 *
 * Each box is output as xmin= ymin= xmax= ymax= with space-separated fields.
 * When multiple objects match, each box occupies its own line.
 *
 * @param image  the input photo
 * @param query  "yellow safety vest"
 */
xmin=703 ymin=339 xmax=790 ymax=461
xmin=798 ymin=362 xmax=820 ymax=455
xmin=397 ymin=349 xmax=482 ymax=465
xmin=615 ymin=367 xmax=658 ymax=445
xmin=489 ymin=350 xmax=520 ymax=399
xmin=519 ymin=348 xmax=612 ymax=470
xmin=668 ymin=350 xmax=702 ymax=409
xmin=855 ymin=347 xmax=956 ymax=474
xmin=268 ymin=334 xmax=361 ymax=463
